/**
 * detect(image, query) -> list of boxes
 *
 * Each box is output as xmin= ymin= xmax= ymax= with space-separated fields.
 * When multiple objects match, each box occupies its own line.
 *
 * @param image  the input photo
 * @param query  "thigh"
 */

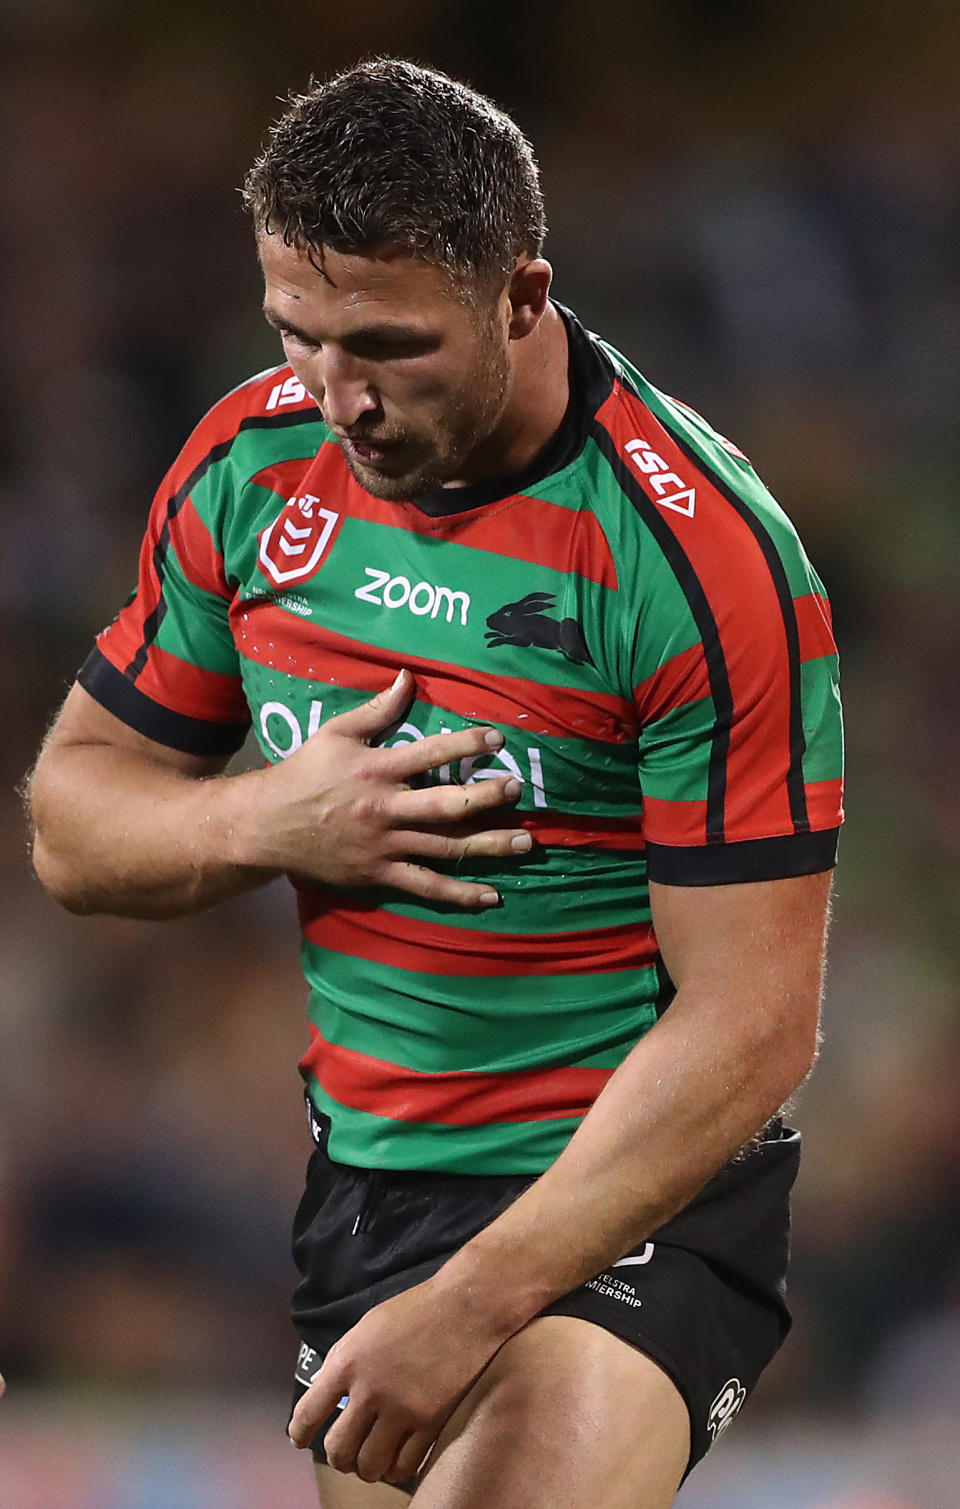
xmin=412 ymin=1314 xmax=690 ymax=1509
xmin=315 ymin=1462 xmax=412 ymax=1509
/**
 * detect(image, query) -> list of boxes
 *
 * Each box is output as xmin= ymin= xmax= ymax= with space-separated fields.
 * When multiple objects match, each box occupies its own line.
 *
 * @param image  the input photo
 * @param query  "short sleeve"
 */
xmin=78 ymin=414 xmax=251 ymax=756
xmin=628 ymin=438 xmax=843 ymax=887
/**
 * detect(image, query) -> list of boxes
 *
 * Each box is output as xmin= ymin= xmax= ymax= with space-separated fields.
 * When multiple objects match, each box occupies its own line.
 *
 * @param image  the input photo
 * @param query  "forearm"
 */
xmin=28 ymin=672 xmax=530 ymax=919
xmin=28 ymin=744 xmax=274 ymax=918
xmin=431 ymin=983 xmax=814 ymax=1338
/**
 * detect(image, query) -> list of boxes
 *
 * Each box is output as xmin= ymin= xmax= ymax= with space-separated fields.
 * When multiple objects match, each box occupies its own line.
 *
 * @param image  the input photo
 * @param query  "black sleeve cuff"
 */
xmin=646 ymin=827 xmax=840 ymax=886
xmin=78 ymin=646 xmax=250 ymax=757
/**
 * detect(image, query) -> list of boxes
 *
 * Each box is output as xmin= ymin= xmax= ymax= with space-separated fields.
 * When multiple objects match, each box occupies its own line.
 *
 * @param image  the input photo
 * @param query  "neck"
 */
xmin=446 ymin=301 xmax=570 ymax=488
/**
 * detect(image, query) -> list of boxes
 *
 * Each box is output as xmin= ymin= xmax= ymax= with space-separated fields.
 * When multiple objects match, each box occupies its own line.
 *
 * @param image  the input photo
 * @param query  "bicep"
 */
xmin=649 ymin=870 xmax=833 ymax=1043
xmin=39 ymin=682 xmax=232 ymax=781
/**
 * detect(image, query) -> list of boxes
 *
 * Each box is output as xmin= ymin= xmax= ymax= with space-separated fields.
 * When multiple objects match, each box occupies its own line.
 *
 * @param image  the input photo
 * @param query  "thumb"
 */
xmin=330 ymin=669 xmax=414 ymax=742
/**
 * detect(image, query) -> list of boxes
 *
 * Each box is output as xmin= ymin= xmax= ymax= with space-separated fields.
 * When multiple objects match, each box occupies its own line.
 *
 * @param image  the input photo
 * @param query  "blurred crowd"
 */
xmin=2 ymin=0 xmax=959 ymax=1474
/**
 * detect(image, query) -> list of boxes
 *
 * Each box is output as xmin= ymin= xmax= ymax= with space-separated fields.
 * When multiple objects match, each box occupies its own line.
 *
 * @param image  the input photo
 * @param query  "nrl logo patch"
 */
xmin=258 ymin=493 xmax=340 ymax=587
xmin=485 ymin=592 xmax=593 ymax=666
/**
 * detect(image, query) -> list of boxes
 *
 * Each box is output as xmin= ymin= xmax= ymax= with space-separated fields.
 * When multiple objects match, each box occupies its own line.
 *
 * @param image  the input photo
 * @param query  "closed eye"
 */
xmin=263 ymin=308 xmax=440 ymax=361
xmin=279 ymin=327 xmax=319 ymax=352
xmin=343 ymin=332 xmax=441 ymax=361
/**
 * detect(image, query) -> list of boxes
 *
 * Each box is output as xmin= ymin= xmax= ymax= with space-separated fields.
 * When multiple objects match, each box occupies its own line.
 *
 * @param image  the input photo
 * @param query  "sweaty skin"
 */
xmin=257 ymin=235 xmax=570 ymax=505
xmin=29 ymin=245 xmax=572 ymax=915
xmin=28 ymin=243 xmax=835 ymax=1499
xmin=29 ymin=671 xmax=532 ymax=916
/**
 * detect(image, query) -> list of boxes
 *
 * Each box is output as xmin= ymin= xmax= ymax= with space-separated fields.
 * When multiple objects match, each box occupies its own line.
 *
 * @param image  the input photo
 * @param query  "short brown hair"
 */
xmin=242 ymin=59 xmax=546 ymax=285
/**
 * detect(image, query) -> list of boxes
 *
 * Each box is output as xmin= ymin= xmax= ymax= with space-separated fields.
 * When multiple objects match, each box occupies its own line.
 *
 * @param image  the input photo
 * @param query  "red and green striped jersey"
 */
xmin=79 ymin=304 xmax=843 ymax=1174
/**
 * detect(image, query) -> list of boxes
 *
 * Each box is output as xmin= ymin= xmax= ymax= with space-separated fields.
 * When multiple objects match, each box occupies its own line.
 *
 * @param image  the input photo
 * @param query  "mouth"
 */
xmin=339 ymin=436 xmax=404 ymax=469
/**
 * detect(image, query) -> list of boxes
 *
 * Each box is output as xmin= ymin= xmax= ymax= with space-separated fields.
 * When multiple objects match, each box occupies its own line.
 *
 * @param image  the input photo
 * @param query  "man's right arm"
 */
xmin=27 ymin=669 xmax=529 ymax=919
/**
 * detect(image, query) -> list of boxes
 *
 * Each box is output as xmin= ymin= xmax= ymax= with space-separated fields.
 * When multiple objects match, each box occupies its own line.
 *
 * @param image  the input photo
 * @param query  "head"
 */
xmin=243 ymin=59 xmax=551 ymax=499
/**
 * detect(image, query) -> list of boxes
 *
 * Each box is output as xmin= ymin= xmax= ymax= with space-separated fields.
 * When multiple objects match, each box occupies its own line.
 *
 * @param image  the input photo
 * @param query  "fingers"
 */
xmin=397 ymin=828 xmax=532 ymax=863
xmin=326 ymin=1411 xmax=431 ymax=1487
xmin=382 ymin=723 xmax=507 ymax=780
xmin=322 ymin=1401 xmax=379 ymax=1477
xmin=327 ymin=669 xmax=415 ymax=743
xmin=353 ymin=1416 xmax=409 ymax=1485
xmin=311 ymin=674 xmax=514 ymax=794
xmin=289 ymin=1368 xmax=348 ymax=1448
xmin=379 ymin=861 xmax=501 ymax=908
xmin=393 ymin=775 xmax=522 ymax=825
xmin=387 ymin=1429 xmax=435 ymax=1486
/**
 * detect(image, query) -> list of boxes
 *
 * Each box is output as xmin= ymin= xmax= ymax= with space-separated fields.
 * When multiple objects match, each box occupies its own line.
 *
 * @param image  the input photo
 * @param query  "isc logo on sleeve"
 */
xmin=265 ymin=375 xmax=308 ymax=410
xmin=258 ymin=494 xmax=340 ymax=586
xmin=624 ymin=438 xmax=696 ymax=517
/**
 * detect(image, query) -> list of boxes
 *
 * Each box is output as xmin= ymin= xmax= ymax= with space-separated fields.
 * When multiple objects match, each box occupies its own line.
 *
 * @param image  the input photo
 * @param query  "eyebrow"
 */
xmin=261 ymin=307 xmax=437 ymax=348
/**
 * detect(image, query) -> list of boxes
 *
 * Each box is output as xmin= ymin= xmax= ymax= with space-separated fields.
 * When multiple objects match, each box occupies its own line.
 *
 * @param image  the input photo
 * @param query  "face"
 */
xmin=258 ymin=233 xmax=512 ymax=500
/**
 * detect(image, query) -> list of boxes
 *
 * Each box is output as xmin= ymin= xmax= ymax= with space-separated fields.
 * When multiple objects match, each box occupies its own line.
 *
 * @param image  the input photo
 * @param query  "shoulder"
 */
xmin=590 ymin=340 xmax=794 ymax=540
xmin=574 ymin=333 xmax=817 ymax=594
xmin=165 ymin=365 xmax=329 ymax=501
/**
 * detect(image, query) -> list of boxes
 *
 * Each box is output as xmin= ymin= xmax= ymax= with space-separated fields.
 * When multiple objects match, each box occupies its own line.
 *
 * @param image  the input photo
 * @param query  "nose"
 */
xmin=316 ymin=348 xmax=380 ymax=431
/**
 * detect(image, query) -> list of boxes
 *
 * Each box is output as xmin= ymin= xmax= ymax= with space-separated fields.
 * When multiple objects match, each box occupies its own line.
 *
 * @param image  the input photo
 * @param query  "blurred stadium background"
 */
xmin=2 ymin=1 xmax=959 ymax=1504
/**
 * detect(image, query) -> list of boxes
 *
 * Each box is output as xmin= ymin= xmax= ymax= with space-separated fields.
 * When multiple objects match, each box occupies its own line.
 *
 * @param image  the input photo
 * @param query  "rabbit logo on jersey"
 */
xmin=258 ymin=494 xmax=340 ymax=587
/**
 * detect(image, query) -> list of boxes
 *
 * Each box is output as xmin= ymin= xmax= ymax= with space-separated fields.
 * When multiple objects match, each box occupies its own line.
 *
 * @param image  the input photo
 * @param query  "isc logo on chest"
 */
xmin=258 ymin=494 xmax=340 ymax=587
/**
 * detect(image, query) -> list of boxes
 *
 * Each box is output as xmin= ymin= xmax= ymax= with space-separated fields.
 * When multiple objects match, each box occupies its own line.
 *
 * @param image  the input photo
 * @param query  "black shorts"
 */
xmin=290 ymin=1105 xmax=800 ymax=1479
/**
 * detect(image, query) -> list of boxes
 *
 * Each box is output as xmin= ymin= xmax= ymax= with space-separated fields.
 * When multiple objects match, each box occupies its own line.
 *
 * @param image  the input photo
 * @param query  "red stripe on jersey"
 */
xmin=247 ymin=456 xmax=325 ymax=510
xmin=299 ymin=897 xmax=658 ymax=977
xmin=634 ymin=643 xmax=710 ymax=725
xmin=603 ymin=383 xmax=796 ymax=842
xmin=96 ymin=600 xmax=156 ymax=674
xmin=454 ymin=495 xmax=619 ymax=590
xmin=95 ymin=639 xmax=247 ymax=722
xmin=232 ymin=603 xmax=635 ymax=744
xmin=167 ymin=497 xmax=230 ymax=595
xmin=249 ymin=458 xmax=619 ymax=589
xmin=643 ymin=787 xmax=843 ymax=852
xmin=641 ymin=796 xmax=707 ymax=846
xmin=300 ymin=1028 xmax=612 ymax=1125
xmin=794 ymin=592 xmax=837 ymax=663
xmin=100 ymin=419 xmax=258 ymax=674
xmin=166 ymin=368 xmax=317 ymax=491
xmin=805 ymin=778 xmax=844 ymax=828
xmin=100 ymin=496 xmax=173 ymax=669
xmin=520 ymin=812 xmax=645 ymax=849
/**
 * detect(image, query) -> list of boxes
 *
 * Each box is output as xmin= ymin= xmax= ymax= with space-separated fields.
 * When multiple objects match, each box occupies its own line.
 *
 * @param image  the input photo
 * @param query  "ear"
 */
xmin=505 ymin=258 xmax=553 ymax=339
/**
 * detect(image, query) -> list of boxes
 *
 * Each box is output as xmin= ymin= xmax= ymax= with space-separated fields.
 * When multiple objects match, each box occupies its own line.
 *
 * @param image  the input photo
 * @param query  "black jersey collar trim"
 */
xmin=407 ymin=302 xmax=616 ymax=518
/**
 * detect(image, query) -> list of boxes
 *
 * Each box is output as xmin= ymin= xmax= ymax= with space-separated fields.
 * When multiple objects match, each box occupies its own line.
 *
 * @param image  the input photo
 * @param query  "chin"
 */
xmin=347 ymin=464 xmax=421 ymax=502
xmin=345 ymin=453 xmax=447 ymax=502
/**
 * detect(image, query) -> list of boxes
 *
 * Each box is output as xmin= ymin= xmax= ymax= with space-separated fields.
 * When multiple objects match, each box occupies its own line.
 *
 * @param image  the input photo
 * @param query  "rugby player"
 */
xmin=28 ymin=59 xmax=843 ymax=1509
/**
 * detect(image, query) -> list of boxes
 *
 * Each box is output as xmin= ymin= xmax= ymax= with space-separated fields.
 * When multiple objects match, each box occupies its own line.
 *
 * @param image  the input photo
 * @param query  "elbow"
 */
xmin=30 ymin=831 xmax=99 ymax=914
xmin=25 ymin=761 xmax=99 ymax=913
xmin=766 ymin=1015 xmax=821 ymax=1102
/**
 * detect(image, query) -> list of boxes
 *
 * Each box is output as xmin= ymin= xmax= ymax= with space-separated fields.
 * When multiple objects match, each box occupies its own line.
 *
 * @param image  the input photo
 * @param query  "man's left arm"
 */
xmin=290 ymin=866 xmax=831 ymax=1480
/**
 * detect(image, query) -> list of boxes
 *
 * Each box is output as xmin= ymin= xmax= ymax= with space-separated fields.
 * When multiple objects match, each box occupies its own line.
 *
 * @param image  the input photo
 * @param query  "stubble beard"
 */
xmin=339 ymin=322 xmax=511 ymax=503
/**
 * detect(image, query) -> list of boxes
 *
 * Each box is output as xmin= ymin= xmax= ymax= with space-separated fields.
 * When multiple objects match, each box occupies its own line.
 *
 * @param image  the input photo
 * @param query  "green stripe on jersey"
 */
xmin=302 ymin=949 xmax=658 ymax=1074
xmin=800 ymin=655 xmax=844 ymax=781
xmin=307 ymin=1081 xmax=585 ymax=1174
xmin=240 ymin=657 xmax=644 ymax=819
xmin=637 ymin=697 xmax=715 ymax=803
xmin=152 ymin=558 xmax=238 ymax=676
xmin=311 ymin=847 xmax=651 ymax=937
